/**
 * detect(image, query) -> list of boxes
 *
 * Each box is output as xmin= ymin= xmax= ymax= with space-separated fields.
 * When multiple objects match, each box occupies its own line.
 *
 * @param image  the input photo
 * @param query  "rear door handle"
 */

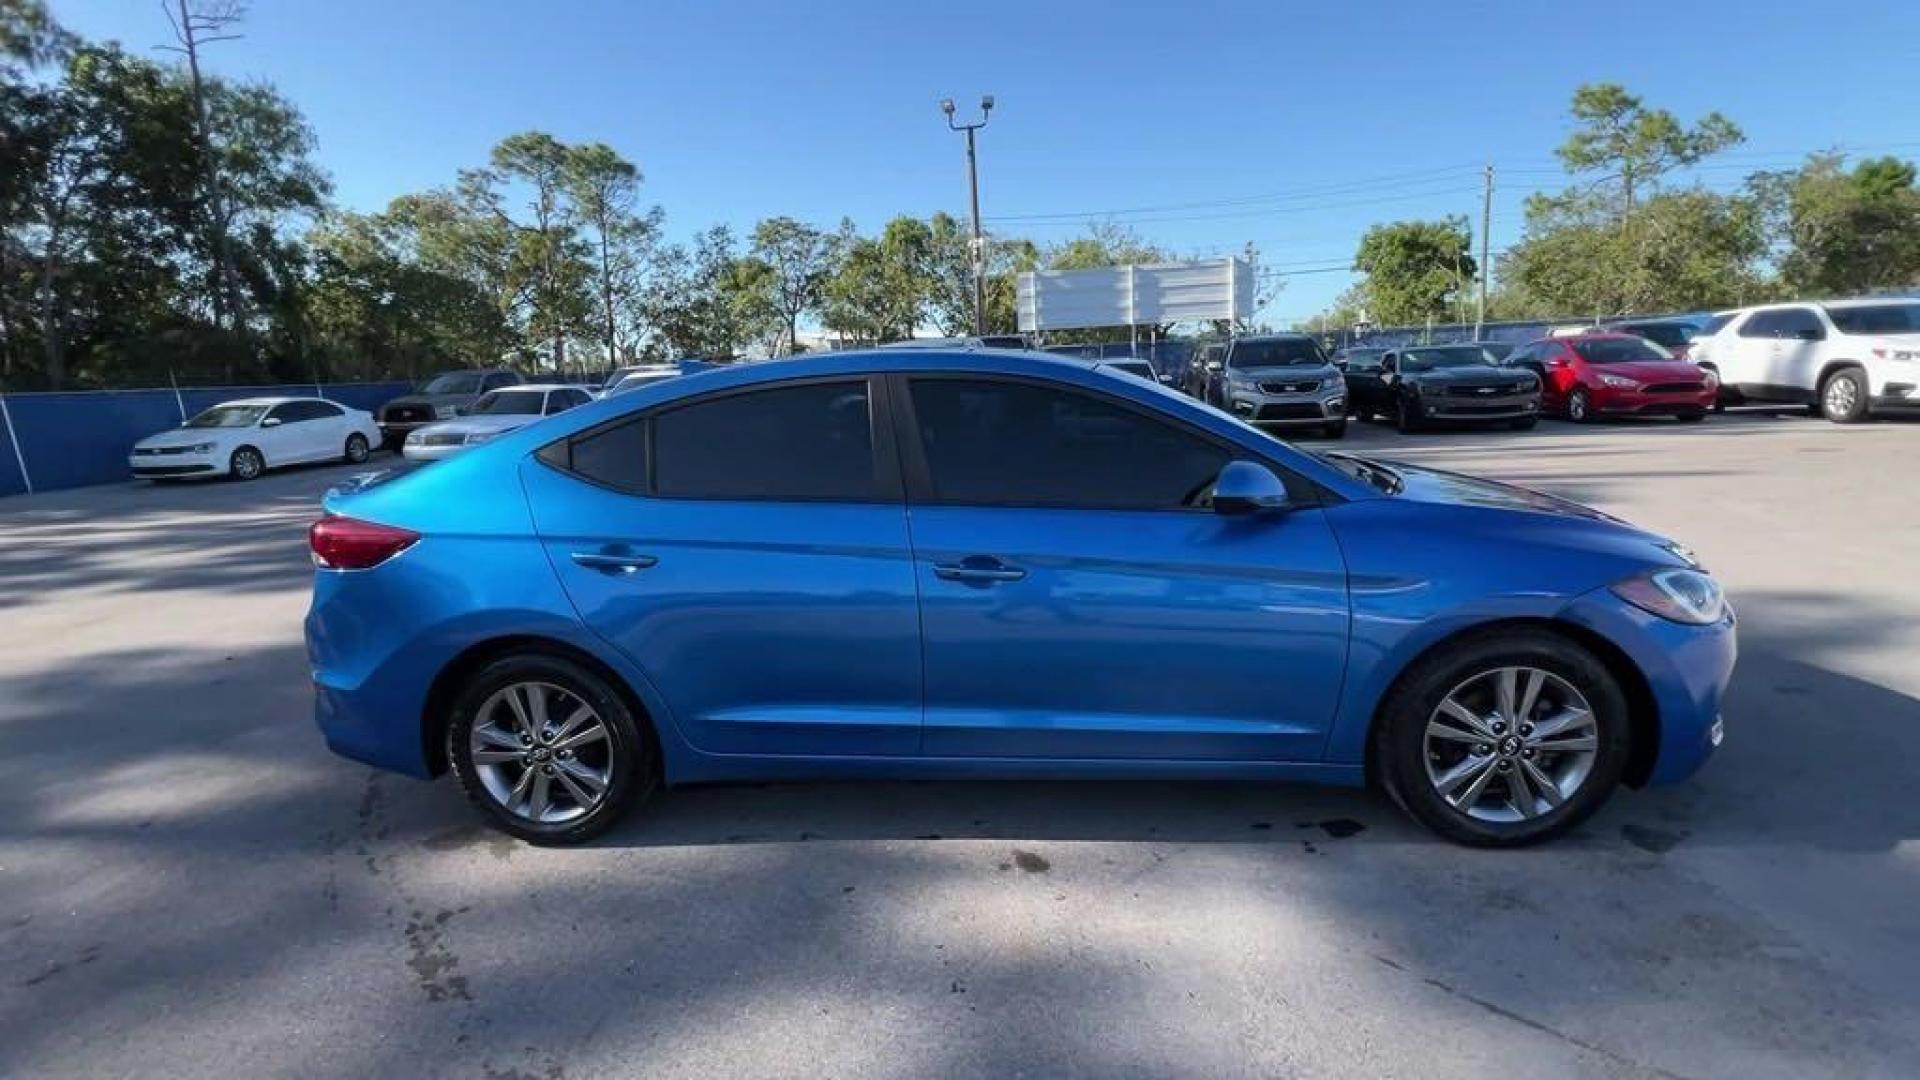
xmin=570 ymin=551 xmax=658 ymax=575
xmin=934 ymin=556 xmax=1027 ymax=585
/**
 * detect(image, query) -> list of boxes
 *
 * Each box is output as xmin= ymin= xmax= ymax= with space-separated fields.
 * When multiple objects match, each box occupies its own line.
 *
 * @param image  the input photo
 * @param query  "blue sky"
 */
xmin=53 ymin=0 xmax=1920 ymax=322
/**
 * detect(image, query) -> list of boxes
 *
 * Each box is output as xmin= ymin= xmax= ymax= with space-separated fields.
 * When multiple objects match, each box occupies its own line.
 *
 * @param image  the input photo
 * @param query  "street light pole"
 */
xmin=942 ymin=95 xmax=994 ymax=336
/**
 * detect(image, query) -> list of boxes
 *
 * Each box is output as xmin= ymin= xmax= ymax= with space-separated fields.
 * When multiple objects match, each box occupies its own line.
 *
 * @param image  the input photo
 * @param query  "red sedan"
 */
xmin=1510 ymin=334 xmax=1718 ymax=422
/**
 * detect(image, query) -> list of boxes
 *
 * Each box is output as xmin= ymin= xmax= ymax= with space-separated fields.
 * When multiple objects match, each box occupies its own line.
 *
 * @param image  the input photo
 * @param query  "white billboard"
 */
xmin=1016 ymin=258 xmax=1255 ymax=332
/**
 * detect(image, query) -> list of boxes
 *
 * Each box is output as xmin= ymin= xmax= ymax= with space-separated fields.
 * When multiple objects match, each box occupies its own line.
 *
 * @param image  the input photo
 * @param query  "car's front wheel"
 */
xmin=229 ymin=446 xmax=264 ymax=481
xmin=1322 ymin=420 xmax=1347 ymax=439
xmin=1395 ymin=396 xmax=1421 ymax=433
xmin=1377 ymin=630 xmax=1630 ymax=847
xmin=447 ymin=653 xmax=655 ymax=845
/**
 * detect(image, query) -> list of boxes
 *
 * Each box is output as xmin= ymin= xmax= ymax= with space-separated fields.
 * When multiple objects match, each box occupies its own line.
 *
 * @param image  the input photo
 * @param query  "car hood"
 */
xmin=1406 ymin=367 xmax=1535 ymax=388
xmin=1588 ymin=360 xmax=1706 ymax=382
xmin=1363 ymin=457 xmax=1624 ymax=524
xmin=415 ymin=413 xmax=541 ymax=437
xmin=137 ymin=427 xmax=238 ymax=449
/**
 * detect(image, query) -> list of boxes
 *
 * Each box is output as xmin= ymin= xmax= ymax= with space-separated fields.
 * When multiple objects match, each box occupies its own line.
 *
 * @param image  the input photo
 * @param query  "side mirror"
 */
xmin=1205 ymin=360 xmax=1223 ymax=373
xmin=1332 ymin=358 xmax=1348 ymax=370
xmin=1212 ymin=461 xmax=1291 ymax=516
xmin=261 ymin=417 xmax=282 ymax=428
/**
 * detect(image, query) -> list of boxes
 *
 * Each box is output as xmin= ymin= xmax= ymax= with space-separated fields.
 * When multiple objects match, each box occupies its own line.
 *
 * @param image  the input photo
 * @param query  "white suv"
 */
xmin=1690 ymin=299 xmax=1920 ymax=423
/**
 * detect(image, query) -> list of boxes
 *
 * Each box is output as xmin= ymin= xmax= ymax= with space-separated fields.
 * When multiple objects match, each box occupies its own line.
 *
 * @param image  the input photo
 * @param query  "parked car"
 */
xmin=1599 ymin=317 xmax=1708 ymax=360
xmin=1187 ymin=342 xmax=1226 ymax=398
xmin=307 ymin=348 xmax=1733 ymax=848
xmin=1354 ymin=344 xmax=1540 ymax=431
xmin=1506 ymin=334 xmax=1716 ymax=423
xmin=402 ymin=385 xmax=592 ymax=462
xmin=1331 ymin=347 xmax=1387 ymax=416
xmin=378 ymin=369 xmax=522 ymax=449
xmin=131 ymin=397 xmax=379 ymax=481
xmin=1687 ymin=299 xmax=1920 ymax=423
xmin=605 ymin=365 xmax=682 ymax=396
xmin=1210 ymin=334 xmax=1348 ymax=438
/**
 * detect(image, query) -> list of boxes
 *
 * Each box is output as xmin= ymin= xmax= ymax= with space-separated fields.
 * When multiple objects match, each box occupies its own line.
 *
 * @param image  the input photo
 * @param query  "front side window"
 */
xmin=653 ymin=380 xmax=879 ymax=501
xmin=908 ymin=378 xmax=1230 ymax=510
xmin=186 ymin=405 xmax=267 ymax=429
xmin=1773 ymin=308 xmax=1825 ymax=340
xmin=266 ymin=403 xmax=305 ymax=424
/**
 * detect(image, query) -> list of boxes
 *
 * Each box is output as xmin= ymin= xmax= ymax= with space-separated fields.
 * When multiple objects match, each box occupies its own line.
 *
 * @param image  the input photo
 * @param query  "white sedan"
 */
xmin=129 ymin=397 xmax=380 ymax=481
xmin=401 ymin=384 xmax=593 ymax=462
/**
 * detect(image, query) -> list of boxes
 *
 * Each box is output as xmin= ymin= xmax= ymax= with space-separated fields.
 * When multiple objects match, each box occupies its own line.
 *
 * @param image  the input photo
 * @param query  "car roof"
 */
xmin=219 ymin=396 xmax=312 ymax=406
xmin=491 ymin=383 xmax=576 ymax=392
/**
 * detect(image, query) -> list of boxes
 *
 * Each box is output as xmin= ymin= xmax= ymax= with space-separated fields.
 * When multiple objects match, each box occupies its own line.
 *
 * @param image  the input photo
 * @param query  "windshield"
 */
xmin=421 ymin=372 xmax=483 ymax=395
xmin=1573 ymin=337 xmax=1673 ymax=364
xmin=185 ymin=405 xmax=267 ymax=428
xmin=1826 ymin=302 xmax=1920 ymax=335
xmin=1229 ymin=339 xmax=1324 ymax=369
xmin=470 ymin=390 xmax=545 ymax=415
xmin=1319 ymin=453 xmax=1403 ymax=494
xmin=1400 ymin=345 xmax=1500 ymax=372
xmin=1617 ymin=323 xmax=1696 ymax=348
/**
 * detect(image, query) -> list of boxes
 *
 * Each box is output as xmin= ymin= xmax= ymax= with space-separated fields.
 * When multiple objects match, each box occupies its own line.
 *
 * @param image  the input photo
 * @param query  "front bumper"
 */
xmin=1590 ymin=383 xmax=1715 ymax=414
xmin=1560 ymin=586 xmax=1737 ymax=786
xmin=1417 ymin=392 xmax=1540 ymax=422
xmin=1228 ymin=383 xmax=1347 ymax=426
xmin=129 ymin=450 xmax=223 ymax=478
xmin=400 ymin=440 xmax=468 ymax=462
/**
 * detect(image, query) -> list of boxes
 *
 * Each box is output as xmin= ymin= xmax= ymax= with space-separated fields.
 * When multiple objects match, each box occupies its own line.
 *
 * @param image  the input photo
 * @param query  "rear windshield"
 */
xmin=1400 ymin=345 xmax=1500 ymax=372
xmin=1573 ymin=337 xmax=1672 ymax=364
xmin=1229 ymin=339 xmax=1323 ymax=368
xmin=421 ymin=372 xmax=482 ymax=395
xmin=1825 ymin=302 xmax=1920 ymax=335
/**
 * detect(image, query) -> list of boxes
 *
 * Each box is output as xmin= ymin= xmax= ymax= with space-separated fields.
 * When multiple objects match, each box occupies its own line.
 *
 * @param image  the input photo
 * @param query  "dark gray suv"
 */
xmin=377 ymin=369 xmax=522 ymax=449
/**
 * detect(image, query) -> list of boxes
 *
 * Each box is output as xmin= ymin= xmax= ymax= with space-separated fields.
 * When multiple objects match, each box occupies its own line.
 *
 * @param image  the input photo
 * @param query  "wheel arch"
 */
xmin=1815 ymin=359 xmax=1866 ymax=391
xmin=1361 ymin=616 xmax=1661 ymax=790
xmin=420 ymin=634 xmax=665 ymax=782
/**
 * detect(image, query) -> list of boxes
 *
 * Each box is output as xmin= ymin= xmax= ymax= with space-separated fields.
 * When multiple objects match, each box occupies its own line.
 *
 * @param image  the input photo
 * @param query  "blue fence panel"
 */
xmin=0 ymin=381 xmax=413 ymax=497
xmin=0 ymin=400 xmax=27 ymax=498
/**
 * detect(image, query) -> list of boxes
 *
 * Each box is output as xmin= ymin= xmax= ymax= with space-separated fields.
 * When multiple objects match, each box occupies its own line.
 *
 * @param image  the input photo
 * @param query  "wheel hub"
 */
xmin=1422 ymin=665 xmax=1600 ymax=824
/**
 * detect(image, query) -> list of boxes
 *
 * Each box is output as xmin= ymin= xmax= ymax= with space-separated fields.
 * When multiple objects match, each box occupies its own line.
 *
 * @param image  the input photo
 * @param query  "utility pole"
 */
xmin=1475 ymin=163 xmax=1493 ymax=339
xmin=942 ymin=95 xmax=994 ymax=336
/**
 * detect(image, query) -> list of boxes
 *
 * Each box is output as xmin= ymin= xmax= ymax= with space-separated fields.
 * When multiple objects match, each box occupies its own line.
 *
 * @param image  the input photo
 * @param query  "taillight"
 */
xmin=310 ymin=516 xmax=419 ymax=570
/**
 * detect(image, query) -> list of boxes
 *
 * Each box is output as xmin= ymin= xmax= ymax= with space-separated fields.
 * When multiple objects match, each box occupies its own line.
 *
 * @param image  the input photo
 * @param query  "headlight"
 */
xmin=1226 ymin=374 xmax=1255 ymax=390
xmin=186 ymin=442 xmax=216 ymax=454
xmin=464 ymin=432 xmax=496 ymax=445
xmin=405 ymin=429 xmax=424 ymax=444
xmin=433 ymin=405 xmax=458 ymax=419
xmin=1611 ymin=567 xmax=1726 ymax=625
xmin=1600 ymin=374 xmax=1641 ymax=389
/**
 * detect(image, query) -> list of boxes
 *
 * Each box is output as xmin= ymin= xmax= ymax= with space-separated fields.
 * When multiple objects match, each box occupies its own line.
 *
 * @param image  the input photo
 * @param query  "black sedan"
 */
xmin=1351 ymin=344 xmax=1541 ymax=432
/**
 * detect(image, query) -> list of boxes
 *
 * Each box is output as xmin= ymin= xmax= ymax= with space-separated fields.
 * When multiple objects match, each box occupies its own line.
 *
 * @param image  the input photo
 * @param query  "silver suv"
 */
xmin=1215 ymin=334 xmax=1348 ymax=438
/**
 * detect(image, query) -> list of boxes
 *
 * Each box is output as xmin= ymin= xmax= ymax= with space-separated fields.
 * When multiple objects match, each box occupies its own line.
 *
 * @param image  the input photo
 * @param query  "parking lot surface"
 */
xmin=3 ymin=411 xmax=1918 ymax=1079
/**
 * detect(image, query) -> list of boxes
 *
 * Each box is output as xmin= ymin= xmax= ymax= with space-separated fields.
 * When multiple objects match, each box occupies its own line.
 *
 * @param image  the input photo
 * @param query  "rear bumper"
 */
xmin=1560 ymin=587 xmax=1737 ymax=786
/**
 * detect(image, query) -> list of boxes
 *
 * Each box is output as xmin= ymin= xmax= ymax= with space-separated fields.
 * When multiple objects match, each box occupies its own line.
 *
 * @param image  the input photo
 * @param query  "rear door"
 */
xmin=894 ymin=373 xmax=1350 ymax=761
xmin=260 ymin=402 xmax=312 ymax=464
xmin=524 ymin=376 xmax=924 ymax=757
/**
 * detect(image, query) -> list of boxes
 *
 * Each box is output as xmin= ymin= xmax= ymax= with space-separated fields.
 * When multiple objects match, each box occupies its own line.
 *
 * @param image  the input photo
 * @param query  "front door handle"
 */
xmin=934 ymin=556 xmax=1027 ymax=585
xmin=571 ymin=551 xmax=658 ymax=575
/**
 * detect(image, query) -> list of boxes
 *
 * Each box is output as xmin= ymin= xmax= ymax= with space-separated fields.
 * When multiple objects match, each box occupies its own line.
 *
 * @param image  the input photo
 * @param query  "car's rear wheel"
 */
xmin=344 ymin=433 xmax=370 ymax=464
xmin=1377 ymin=630 xmax=1630 ymax=847
xmin=447 ymin=654 xmax=654 ymax=845
xmin=1322 ymin=420 xmax=1347 ymax=439
xmin=1820 ymin=367 xmax=1869 ymax=424
xmin=1566 ymin=388 xmax=1592 ymax=423
xmin=1395 ymin=397 xmax=1421 ymax=433
xmin=229 ymin=446 xmax=264 ymax=481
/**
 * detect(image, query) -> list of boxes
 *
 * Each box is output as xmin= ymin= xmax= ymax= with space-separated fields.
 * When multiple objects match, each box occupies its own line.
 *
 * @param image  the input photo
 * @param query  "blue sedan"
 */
xmin=305 ymin=349 xmax=1734 ymax=847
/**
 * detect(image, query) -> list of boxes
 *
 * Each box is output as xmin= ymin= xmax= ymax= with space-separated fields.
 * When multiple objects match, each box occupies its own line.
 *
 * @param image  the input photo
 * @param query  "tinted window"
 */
xmin=1613 ymin=322 xmax=1694 ymax=348
xmin=482 ymin=373 xmax=518 ymax=391
xmin=1698 ymin=313 xmax=1736 ymax=337
xmin=1573 ymin=338 xmax=1672 ymax=364
xmin=266 ymin=403 xmax=304 ymax=423
xmin=908 ymin=379 xmax=1229 ymax=510
xmin=1342 ymin=350 xmax=1385 ymax=371
xmin=561 ymin=418 xmax=650 ymax=494
xmin=546 ymin=389 xmax=585 ymax=413
xmin=187 ymin=405 xmax=266 ymax=428
xmin=1773 ymin=308 xmax=1825 ymax=340
xmin=310 ymin=400 xmax=344 ymax=418
xmin=422 ymin=372 xmax=482 ymax=394
xmin=653 ymin=380 xmax=878 ymax=501
xmin=1228 ymin=338 xmax=1323 ymax=368
xmin=1826 ymin=302 xmax=1920 ymax=335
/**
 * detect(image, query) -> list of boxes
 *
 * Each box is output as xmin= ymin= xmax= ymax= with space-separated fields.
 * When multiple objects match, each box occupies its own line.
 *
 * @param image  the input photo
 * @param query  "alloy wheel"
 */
xmin=1422 ymin=666 xmax=1599 ymax=824
xmin=346 ymin=434 xmax=369 ymax=463
xmin=1824 ymin=374 xmax=1859 ymax=419
xmin=469 ymin=681 xmax=613 ymax=824
xmin=232 ymin=449 xmax=262 ymax=480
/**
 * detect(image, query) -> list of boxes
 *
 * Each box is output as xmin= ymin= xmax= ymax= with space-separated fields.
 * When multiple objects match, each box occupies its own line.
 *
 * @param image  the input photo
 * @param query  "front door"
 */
xmin=895 ymin=374 xmax=1351 ymax=761
xmin=525 ymin=377 xmax=924 ymax=757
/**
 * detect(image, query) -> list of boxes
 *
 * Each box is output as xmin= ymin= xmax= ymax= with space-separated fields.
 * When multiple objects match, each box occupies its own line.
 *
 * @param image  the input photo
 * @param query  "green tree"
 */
xmin=564 ymin=142 xmax=657 ymax=366
xmin=463 ymin=132 xmax=594 ymax=372
xmin=748 ymin=216 xmax=832 ymax=353
xmin=1350 ymin=217 xmax=1476 ymax=325
xmin=642 ymin=225 xmax=755 ymax=359
xmin=1755 ymin=155 xmax=1920 ymax=296
xmin=1557 ymin=83 xmax=1743 ymax=219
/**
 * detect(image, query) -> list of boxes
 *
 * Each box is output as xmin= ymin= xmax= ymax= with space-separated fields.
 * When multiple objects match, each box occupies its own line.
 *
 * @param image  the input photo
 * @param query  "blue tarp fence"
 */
xmin=0 ymin=381 xmax=411 ymax=498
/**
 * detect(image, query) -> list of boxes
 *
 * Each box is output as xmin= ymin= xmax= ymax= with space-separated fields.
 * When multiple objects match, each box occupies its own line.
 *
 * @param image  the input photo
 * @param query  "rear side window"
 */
xmin=653 ymin=380 xmax=879 ymax=501
xmin=562 ymin=418 xmax=650 ymax=494
xmin=907 ymin=378 xmax=1229 ymax=510
xmin=1826 ymin=302 xmax=1920 ymax=335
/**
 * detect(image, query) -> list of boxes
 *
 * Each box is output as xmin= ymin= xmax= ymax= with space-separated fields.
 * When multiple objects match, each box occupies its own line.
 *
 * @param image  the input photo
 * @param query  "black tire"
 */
xmin=1322 ymin=420 xmax=1347 ymax=439
xmin=229 ymin=446 xmax=264 ymax=481
xmin=1566 ymin=388 xmax=1592 ymax=423
xmin=1819 ymin=366 xmax=1870 ymax=424
xmin=446 ymin=653 xmax=655 ymax=845
xmin=1395 ymin=396 xmax=1422 ymax=433
xmin=1677 ymin=410 xmax=1705 ymax=423
xmin=1375 ymin=629 xmax=1631 ymax=847
xmin=344 ymin=432 xmax=371 ymax=464
xmin=1508 ymin=417 xmax=1537 ymax=431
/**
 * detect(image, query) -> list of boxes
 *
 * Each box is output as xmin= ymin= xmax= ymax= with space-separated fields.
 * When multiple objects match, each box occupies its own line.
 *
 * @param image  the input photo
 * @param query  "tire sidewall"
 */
xmin=1821 ymin=368 xmax=1868 ymax=424
xmin=1380 ymin=632 xmax=1631 ymax=847
xmin=1568 ymin=389 xmax=1590 ymax=422
xmin=345 ymin=433 xmax=370 ymax=463
xmin=446 ymin=654 xmax=653 ymax=845
xmin=230 ymin=447 xmax=262 ymax=480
